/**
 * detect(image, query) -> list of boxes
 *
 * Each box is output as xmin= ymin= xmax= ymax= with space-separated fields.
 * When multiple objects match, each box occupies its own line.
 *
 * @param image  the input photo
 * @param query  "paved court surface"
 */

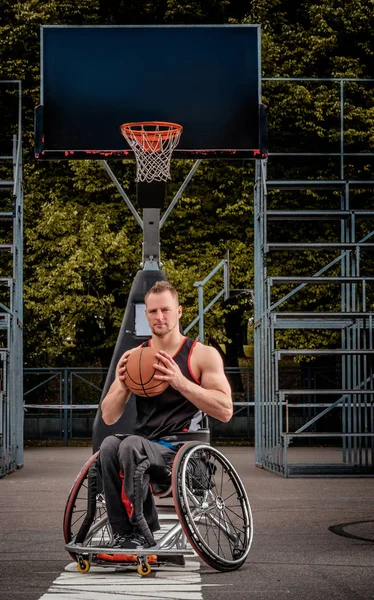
xmin=1 ymin=446 xmax=373 ymax=600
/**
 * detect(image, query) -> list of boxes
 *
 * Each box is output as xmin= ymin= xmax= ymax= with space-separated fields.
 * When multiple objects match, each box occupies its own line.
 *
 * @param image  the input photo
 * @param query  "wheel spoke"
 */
xmin=174 ymin=443 xmax=253 ymax=570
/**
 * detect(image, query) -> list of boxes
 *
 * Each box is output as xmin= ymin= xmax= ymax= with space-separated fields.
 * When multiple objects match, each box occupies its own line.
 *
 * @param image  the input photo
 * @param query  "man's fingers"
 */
xmin=153 ymin=362 xmax=168 ymax=372
xmin=118 ymin=353 xmax=130 ymax=369
xmin=155 ymin=352 xmax=174 ymax=365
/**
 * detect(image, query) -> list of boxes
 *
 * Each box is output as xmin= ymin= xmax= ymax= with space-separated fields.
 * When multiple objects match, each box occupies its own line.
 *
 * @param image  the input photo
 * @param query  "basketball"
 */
xmin=124 ymin=346 xmax=169 ymax=397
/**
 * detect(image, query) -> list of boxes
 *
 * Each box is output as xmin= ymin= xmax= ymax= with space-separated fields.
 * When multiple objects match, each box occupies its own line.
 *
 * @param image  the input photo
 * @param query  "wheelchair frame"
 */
xmin=64 ymin=438 xmax=253 ymax=576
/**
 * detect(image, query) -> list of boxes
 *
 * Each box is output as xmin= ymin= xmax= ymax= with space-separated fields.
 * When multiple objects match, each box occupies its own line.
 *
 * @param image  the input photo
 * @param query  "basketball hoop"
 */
xmin=120 ymin=121 xmax=183 ymax=183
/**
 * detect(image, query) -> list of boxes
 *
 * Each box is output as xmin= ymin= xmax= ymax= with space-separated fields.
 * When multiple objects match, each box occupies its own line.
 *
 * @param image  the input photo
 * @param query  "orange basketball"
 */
xmin=124 ymin=346 xmax=169 ymax=397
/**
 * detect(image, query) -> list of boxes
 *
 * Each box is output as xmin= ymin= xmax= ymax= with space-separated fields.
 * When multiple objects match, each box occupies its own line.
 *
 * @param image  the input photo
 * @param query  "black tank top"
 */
xmin=133 ymin=337 xmax=203 ymax=440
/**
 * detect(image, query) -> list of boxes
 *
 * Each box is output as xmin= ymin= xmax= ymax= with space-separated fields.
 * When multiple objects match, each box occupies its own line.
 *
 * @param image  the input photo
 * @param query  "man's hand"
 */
xmin=101 ymin=347 xmax=138 ymax=425
xmin=116 ymin=347 xmax=138 ymax=388
xmin=153 ymin=344 xmax=233 ymax=423
xmin=153 ymin=350 xmax=187 ymax=391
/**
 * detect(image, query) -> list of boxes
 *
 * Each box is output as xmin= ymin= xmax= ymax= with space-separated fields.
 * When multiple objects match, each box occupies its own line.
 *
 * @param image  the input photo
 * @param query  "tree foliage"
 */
xmin=0 ymin=0 xmax=373 ymax=365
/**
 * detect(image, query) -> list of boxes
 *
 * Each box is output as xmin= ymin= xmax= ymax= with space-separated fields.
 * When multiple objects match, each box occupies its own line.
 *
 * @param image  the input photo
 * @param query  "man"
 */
xmin=100 ymin=280 xmax=232 ymax=549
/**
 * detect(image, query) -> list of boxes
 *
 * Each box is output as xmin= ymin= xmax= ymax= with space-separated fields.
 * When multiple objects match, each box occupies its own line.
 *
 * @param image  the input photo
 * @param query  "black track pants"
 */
xmin=99 ymin=434 xmax=176 ymax=536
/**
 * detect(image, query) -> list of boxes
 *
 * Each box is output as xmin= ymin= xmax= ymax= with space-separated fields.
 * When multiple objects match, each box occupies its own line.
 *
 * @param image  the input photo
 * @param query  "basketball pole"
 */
xmin=93 ymin=159 xmax=202 ymax=449
xmin=101 ymin=159 xmax=201 ymax=270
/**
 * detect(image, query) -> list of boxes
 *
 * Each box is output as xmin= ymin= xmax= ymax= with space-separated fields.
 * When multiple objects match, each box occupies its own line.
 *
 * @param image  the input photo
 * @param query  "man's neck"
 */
xmin=150 ymin=330 xmax=185 ymax=355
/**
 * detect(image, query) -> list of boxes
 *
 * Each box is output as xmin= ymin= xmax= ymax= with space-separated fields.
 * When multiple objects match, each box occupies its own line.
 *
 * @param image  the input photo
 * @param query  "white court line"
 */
xmin=38 ymin=560 xmax=204 ymax=600
xmin=39 ymin=516 xmax=233 ymax=599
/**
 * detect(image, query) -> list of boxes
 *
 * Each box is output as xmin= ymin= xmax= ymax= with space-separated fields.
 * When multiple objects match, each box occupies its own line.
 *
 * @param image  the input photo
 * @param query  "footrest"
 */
xmin=97 ymin=553 xmax=158 ymax=563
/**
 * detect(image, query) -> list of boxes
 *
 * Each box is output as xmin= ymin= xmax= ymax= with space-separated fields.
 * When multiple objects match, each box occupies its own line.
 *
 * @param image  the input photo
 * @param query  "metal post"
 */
xmin=142 ymin=208 xmax=160 ymax=268
xmin=247 ymin=369 xmax=251 ymax=441
xmin=223 ymin=250 xmax=230 ymax=301
xmin=63 ymin=368 xmax=68 ymax=447
xmin=13 ymin=114 xmax=23 ymax=467
xmin=69 ymin=371 xmax=74 ymax=442
xmin=197 ymin=285 xmax=204 ymax=342
xmin=340 ymin=80 xmax=344 ymax=180
xmin=101 ymin=161 xmax=143 ymax=229
xmin=160 ymin=160 xmax=201 ymax=227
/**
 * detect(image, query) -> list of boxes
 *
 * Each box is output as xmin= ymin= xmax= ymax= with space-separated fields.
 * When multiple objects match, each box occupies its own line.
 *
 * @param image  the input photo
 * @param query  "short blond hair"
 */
xmin=144 ymin=281 xmax=179 ymax=305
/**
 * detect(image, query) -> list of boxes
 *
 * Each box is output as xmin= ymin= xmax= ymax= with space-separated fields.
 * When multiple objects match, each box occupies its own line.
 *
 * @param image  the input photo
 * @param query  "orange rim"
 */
xmin=120 ymin=121 xmax=182 ymax=143
xmin=120 ymin=121 xmax=183 ymax=152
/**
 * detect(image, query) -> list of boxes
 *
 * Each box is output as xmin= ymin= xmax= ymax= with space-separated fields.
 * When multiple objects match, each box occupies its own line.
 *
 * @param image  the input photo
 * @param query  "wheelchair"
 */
xmin=64 ymin=429 xmax=253 ymax=577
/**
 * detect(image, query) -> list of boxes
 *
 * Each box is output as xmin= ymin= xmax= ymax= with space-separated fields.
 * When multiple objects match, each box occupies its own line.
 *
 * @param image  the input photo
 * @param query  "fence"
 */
xmin=23 ymin=367 xmax=252 ymax=445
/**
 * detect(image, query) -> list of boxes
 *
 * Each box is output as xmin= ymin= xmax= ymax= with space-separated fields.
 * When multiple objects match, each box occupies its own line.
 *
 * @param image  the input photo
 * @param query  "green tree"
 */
xmin=0 ymin=0 xmax=373 ymax=366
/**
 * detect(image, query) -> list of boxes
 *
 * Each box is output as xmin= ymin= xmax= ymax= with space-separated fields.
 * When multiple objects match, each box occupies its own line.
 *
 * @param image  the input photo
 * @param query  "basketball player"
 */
xmin=99 ymin=281 xmax=233 ymax=549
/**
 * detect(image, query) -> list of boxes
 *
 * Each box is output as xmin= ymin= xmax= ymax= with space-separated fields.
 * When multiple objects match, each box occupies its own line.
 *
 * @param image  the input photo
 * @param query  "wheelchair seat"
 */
xmin=159 ymin=428 xmax=211 ymax=444
xmin=63 ymin=429 xmax=253 ymax=575
xmin=159 ymin=413 xmax=211 ymax=445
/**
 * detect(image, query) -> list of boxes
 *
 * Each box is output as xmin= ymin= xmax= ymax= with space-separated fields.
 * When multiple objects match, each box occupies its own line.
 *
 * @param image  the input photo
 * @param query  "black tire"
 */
xmin=63 ymin=451 xmax=112 ymax=560
xmin=172 ymin=442 xmax=253 ymax=572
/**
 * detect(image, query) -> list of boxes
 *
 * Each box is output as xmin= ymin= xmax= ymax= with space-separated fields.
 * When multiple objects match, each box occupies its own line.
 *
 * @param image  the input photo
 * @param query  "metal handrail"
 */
xmin=183 ymin=251 xmax=230 ymax=341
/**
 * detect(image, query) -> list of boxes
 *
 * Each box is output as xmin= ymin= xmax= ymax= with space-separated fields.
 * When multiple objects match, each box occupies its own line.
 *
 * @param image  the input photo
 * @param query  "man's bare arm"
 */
xmin=154 ymin=345 xmax=233 ymax=423
xmin=101 ymin=349 xmax=135 ymax=425
xmin=101 ymin=378 xmax=131 ymax=425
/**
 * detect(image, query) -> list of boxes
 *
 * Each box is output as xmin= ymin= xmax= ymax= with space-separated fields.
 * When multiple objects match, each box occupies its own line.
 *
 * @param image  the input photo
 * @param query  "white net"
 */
xmin=120 ymin=122 xmax=183 ymax=183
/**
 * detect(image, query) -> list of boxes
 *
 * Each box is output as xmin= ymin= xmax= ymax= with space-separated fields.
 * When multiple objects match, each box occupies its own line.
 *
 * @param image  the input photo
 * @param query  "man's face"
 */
xmin=145 ymin=291 xmax=182 ymax=337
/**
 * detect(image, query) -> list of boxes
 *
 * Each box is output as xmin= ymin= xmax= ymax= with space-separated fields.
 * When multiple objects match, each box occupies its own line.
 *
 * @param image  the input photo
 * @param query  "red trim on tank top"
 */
xmin=172 ymin=336 xmax=188 ymax=357
xmin=188 ymin=339 xmax=201 ymax=384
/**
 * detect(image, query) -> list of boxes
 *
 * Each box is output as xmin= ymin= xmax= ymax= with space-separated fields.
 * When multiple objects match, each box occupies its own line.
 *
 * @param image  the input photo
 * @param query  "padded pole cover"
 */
xmin=92 ymin=269 xmax=168 ymax=452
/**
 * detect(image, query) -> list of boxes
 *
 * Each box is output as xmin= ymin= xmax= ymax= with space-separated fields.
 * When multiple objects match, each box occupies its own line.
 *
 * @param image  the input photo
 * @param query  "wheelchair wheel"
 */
xmin=172 ymin=442 xmax=253 ymax=572
xmin=64 ymin=451 xmax=112 ymax=560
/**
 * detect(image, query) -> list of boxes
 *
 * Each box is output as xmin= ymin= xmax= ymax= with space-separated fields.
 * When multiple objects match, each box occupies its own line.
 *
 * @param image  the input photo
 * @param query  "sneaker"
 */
xmin=132 ymin=532 xmax=157 ymax=548
xmin=113 ymin=532 xmax=155 ymax=549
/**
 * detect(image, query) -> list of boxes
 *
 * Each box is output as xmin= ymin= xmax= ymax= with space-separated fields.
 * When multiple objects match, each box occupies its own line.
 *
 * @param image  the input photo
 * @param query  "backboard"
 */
xmin=35 ymin=25 xmax=266 ymax=160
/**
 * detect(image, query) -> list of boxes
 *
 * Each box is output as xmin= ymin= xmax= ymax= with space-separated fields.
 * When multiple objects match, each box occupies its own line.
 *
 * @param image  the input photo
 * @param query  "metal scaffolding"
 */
xmin=254 ymin=78 xmax=374 ymax=476
xmin=0 ymin=81 xmax=23 ymax=477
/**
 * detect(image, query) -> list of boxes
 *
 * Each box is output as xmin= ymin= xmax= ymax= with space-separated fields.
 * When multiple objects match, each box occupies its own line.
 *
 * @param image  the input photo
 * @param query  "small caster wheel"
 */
xmin=137 ymin=562 xmax=151 ymax=576
xmin=77 ymin=558 xmax=90 ymax=573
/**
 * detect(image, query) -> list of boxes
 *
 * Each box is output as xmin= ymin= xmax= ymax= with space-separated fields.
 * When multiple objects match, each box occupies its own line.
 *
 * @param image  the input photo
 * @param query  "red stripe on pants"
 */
xmin=119 ymin=471 xmax=134 ymax=518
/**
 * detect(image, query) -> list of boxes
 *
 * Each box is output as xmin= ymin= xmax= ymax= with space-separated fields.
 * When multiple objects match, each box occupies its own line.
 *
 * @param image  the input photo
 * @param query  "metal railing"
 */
xmin=262 ymin=77 xmax=374 ymax=180
xmin=23 ymin=366 xmax=252 ymax=445
xmin=0 ymin=80 xmax=23 ymax=478
xmin=255 ymin=77 xmax=374 ymax=477
xmin=183 ymin=251 xmax=230 ymax=341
